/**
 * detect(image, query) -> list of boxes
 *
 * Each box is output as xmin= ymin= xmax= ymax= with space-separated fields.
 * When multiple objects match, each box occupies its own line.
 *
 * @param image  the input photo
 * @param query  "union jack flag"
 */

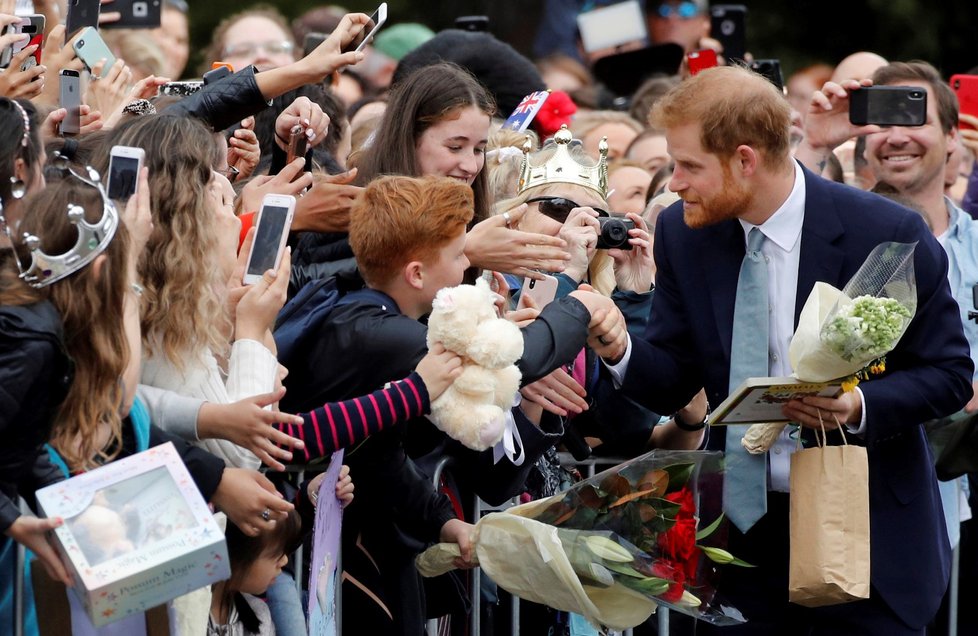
xmin=502 ymin=90 xmax=551 ymax=132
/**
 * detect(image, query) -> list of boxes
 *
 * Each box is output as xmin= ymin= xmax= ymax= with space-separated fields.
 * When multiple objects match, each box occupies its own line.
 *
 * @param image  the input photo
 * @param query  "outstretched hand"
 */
xmin=198 ymin=387 xmax=305 ymax=472
xmin=465 ymin=205 xmax=570 ymax=277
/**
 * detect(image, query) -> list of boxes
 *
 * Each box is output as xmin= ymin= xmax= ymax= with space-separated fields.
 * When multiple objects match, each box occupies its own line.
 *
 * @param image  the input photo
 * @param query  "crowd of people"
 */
xmin=0 ymin=0 xmax=975 ymax=635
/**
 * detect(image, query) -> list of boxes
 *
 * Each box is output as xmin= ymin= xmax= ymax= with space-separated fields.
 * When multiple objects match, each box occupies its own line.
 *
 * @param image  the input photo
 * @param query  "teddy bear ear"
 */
xmin=433 ymin=289 xmax=455 ymax=312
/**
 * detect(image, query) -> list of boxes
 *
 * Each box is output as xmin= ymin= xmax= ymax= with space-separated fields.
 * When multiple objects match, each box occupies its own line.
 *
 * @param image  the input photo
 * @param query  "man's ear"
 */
xmin=734 ymin=145 xmax=759 ymax=177
xmin=404 ymin=260 xmax=425 ymax=291
xmin=947 ymin=127 xmax=959 ymax=163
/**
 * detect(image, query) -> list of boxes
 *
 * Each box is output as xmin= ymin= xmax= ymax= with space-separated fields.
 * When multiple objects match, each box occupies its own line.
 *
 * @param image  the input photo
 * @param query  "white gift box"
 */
xmin=36 ymin=442 xmax=230 ymax=627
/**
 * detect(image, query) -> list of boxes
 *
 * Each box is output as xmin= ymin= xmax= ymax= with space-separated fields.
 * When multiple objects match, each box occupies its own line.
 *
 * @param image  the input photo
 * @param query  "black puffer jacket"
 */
xmin=0 ymin=301 xmax=72 ymax=532
xmin=165 ymin=66 xmax=269 ymax=132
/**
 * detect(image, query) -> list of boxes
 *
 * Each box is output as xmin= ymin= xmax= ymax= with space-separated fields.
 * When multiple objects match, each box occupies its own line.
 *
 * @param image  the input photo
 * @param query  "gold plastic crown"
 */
xmin=517 ymin=125 xmax=608 ymax=197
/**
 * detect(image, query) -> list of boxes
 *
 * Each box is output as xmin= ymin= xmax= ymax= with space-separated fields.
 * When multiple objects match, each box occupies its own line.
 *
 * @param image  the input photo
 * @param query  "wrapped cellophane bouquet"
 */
xmin=742 ymin=241 xmax=917 ymax=453
xmin=416 ymin=450 xmax=750 ymax=630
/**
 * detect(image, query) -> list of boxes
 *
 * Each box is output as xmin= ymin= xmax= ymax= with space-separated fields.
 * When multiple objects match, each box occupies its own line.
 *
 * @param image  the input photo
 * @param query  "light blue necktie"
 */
xmin=724 ymin=227 xmax=770 ymax=532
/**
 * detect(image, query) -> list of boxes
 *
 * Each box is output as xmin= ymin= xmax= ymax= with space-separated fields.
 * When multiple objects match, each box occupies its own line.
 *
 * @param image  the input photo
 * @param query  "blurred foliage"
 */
xmin=186 ymin=0 xmax=978 ymax=81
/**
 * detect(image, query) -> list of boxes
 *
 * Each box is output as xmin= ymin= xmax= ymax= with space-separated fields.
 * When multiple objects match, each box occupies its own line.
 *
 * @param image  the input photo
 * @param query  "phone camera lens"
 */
xmin=529 ymin=279 xmax=537 ymax=289
xmin=78 ymin=39 xmax=85 ymax=46
xmin=954 ymin=80 xmax=961 ymax=89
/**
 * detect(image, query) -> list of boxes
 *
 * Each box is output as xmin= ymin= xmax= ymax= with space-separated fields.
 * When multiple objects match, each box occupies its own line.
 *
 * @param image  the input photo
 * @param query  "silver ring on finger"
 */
xmin=261 ymin=508 xmax=271 ymax=522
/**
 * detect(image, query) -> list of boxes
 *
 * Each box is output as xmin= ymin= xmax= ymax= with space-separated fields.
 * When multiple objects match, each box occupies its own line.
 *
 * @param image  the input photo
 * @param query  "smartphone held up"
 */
xmin=848 ymin=86 xmax=927 ymax=127
xmin=342 ymin=3 xmax=388 ymax=54
xmin=107 ymin=146 xmax=146 ymax=202
xmin=243 ymin=195 xmax=296 ymax=285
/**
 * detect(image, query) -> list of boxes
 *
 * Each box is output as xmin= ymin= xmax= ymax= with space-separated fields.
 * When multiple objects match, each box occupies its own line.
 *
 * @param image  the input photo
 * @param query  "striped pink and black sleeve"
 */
xmin=274 ymin=372 xmax=430 ymax=462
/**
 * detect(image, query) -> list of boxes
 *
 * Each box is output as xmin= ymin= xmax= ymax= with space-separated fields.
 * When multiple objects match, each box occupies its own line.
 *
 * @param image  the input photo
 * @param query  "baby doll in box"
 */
xmin=426 ymin=278 xmax=524 ymax=451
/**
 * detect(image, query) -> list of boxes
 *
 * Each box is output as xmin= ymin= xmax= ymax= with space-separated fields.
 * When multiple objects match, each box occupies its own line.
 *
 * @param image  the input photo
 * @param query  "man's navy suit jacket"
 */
xmin=620 ymin=165 xmax=974 ymax=628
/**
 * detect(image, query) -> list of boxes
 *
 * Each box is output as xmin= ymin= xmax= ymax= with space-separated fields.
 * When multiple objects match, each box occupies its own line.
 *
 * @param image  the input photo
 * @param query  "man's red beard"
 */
xmin=682 ymin=164 xmax=752 ymax=229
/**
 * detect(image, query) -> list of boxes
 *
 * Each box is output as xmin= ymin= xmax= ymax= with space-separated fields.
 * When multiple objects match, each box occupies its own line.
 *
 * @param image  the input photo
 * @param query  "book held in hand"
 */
xmin=709 ymin=377 xmax=843 ymax=426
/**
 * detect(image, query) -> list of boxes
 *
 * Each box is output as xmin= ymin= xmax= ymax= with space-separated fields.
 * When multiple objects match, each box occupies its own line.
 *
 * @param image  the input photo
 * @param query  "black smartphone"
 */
xmin=303 ymin=32 xmax=327 ymax=57
xmin=59 ymin=69 xmax=81 ymax=136
xmin=454 ymin=16 xmax=489 ymax=32
xmin=849 ymin=86 xmax=927 ymax=127
xmin=710 ymin=4 xmax=747 ymax=64
xmin=101 ymin=0 xmax=162 ymax=30
xmin=750 ymin=59 xmax=784 ymax=92
xmin=65 ymin=0 xmax=101 ymax=42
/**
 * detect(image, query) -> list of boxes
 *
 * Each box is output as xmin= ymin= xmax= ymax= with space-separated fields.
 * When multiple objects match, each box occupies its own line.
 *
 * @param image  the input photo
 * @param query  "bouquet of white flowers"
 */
xmin=743 ymin=242 xmax=917 ymax=453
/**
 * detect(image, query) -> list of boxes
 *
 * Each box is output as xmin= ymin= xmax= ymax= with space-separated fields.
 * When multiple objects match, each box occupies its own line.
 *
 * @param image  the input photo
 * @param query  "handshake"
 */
xmin=569 ymin=285 xmax=628 ymax=363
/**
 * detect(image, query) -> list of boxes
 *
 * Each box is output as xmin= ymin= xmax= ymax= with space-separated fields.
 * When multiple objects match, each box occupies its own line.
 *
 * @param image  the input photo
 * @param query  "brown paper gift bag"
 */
xmin=788 ymin=416 xmax=871 ymax=607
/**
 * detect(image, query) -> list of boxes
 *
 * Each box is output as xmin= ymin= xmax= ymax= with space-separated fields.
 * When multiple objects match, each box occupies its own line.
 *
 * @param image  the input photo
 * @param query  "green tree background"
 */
xmin=187 ymin=0 xmax=978 ymax=80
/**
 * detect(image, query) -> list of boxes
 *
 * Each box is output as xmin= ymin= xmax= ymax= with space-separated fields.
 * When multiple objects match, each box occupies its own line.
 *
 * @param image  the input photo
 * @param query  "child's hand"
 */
xmin=197 ymin=387 xmax=305 ymax=472
xmin=212 ymin=468 xmax=294 ymax=536
xmin=307 ymin=465 xmax=354 ymax=507
xmin=5 ymin=514 xmax=72 ymax=586
xmin=439 ymin=518 xmax=476 ymax=569
xmin=334 ymin=465 xmax=354 ymax=508
xmin=415 ymin=342 xmax=463 ymax=401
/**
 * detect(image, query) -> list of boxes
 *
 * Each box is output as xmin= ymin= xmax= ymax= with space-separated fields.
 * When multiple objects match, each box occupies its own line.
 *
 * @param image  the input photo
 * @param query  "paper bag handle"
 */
xmin=814 ymin=409 xmax=849 ymax=448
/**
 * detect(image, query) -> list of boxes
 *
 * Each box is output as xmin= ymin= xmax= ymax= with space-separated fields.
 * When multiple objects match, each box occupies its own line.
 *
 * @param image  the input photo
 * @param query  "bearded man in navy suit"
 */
xmin=587 ymin=65 xmax=973 ymax=635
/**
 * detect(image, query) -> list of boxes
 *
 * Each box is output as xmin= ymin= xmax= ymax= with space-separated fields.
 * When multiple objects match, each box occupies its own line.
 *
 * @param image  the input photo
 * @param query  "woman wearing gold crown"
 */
xmin=496 ymin=125 xmax=708 ymax=460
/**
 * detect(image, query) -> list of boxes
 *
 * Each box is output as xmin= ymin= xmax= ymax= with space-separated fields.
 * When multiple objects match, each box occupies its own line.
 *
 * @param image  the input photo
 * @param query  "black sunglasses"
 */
xmin=526 ymin=196 xmax=609 ymax=223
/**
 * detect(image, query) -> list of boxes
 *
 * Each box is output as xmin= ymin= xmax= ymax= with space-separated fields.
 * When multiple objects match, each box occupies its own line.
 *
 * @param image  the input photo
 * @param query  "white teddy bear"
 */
xmin=426 ymin=278 xmax=525 ymax=451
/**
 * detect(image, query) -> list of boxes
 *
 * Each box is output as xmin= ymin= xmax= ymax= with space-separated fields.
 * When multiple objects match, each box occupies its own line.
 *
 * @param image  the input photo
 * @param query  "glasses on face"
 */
xmin=527 ymin=196 xmax=609 ymax=224
xmin=656 ymin=1 xmax=701 ymax=19
xmin=222 ymin=40 xmax=295 ymax=59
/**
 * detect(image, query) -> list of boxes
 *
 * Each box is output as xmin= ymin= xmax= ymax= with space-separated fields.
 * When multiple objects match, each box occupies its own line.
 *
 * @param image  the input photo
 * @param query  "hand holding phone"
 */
xmin=107 ymin=146 xmax=145 ymax=201
xmin=243 ymin=194 xmax=296 ymax=285
xmin=72 ymin=26 xmax=116 ymax=78
xmin=286 ymin=124 xmax=309 ymax=166
xmin=341 ymin=2 xmax=387 ymax=54
xmin=848 ymin=86 xmax=927 ymax=127
xmin=59 ymin=69 xmax=81 ymax=136
xmin=517 ymin=273 xmax=559 ymax=310
xmin=1 ymin=15 xmax=44 ymax=71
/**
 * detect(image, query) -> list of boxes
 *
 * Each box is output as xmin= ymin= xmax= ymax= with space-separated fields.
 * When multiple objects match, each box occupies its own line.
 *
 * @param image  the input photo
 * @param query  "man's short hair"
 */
xmin=872 ymin=61 xmax=958 ymax=134
xmin=649 ymin=65 xmax=792 ymax=167
xmin=349 ymin=175 xmax=474 ymax=287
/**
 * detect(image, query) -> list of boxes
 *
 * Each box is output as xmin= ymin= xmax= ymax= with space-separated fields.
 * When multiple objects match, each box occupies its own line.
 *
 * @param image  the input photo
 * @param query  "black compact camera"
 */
xmin=596 ymin=217 xmax=635 ymax=250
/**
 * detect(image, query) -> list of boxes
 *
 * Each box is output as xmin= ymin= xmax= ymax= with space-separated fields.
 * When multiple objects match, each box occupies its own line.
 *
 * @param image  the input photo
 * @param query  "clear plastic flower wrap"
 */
xmin=416 ymin=450 xmax=749 ymax=630
xmin=743 ymin=242 xmax=918 ymax=453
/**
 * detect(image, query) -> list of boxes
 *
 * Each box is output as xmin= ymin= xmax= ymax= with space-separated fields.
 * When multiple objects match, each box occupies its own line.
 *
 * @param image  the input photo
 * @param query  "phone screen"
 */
xmin=247 ymin=205 xmax=290 ymax=276
xmin=342 ymin=5 xmax=384 ymax=54
xmin=108 ymin=155 xmax=140 ymax=200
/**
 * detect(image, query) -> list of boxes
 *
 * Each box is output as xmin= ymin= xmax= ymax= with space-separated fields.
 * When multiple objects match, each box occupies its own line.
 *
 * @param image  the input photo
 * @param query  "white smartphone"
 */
xmin=72 ymin=26 xmax=117 ymax=78
xmin=518 ymin=273 xmax=559 ymax=310
xmin=343 ymin=3 xmax=387 ymax=54
xmin=243 ymin=194 xmax=296 ymax=285
xmin=59 ymin=69 xmax=81 ymax=136
xmin=107 ymin=145 xmax=145 ymax=201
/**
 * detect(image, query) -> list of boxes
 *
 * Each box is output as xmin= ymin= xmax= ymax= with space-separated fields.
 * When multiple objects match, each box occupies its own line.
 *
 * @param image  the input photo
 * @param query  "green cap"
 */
xmin=373 ymin=23 xmax=435 ymax=61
